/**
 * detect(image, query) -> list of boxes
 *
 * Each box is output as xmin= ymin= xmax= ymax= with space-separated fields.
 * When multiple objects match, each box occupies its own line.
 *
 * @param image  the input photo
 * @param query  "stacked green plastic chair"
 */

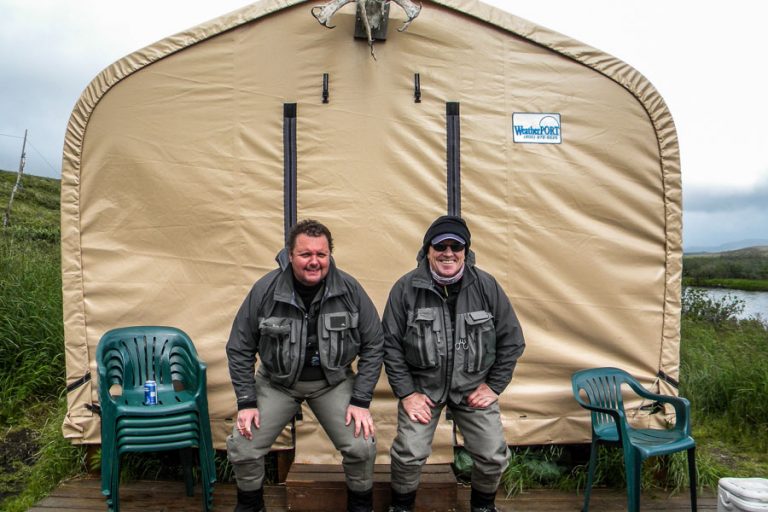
xmin=571 ymin=367 xmax=697 ymax=512
xmin=96 ymin=326 xmax=215 ymax=511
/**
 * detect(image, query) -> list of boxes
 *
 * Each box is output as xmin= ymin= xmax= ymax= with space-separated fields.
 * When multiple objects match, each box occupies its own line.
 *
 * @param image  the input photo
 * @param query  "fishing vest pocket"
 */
xmin=405 ymin=307 xmax=441 ymax=369
xmin=258 ymin=317 xmax=298 ymax=378
xmin=319 ymin=311 xmax=359 ymax=370
xmin=460 ymin=310 xmax=496 ymax=373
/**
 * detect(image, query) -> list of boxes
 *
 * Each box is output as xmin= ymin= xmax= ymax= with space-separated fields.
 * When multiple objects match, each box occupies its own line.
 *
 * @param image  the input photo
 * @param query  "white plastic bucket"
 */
xmin=718 ymin=478 xmax=768 ymax=512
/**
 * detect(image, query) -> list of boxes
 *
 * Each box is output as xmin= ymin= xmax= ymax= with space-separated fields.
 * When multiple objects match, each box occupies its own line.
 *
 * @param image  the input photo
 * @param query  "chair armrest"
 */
xmin=573 ymin=394 xmax=631 ymax=441
xmin=192 ymin=362 xmax=208 ymax=400
xmin=626 ymin=380 xmax=691 ymax=435
xmin=96 ymin=367 xmax=119 ymax=406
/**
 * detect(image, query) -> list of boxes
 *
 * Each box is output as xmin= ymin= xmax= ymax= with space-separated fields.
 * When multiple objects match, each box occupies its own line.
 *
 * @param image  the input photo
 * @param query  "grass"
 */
xmin=0 ymin=401 xmax=89 ymax=512
xmin=0 ymin=171 xmax=63 ymax=424
xmin=682 ymin=277 xmax=768 ymax=292
xmin=0 ymin=170 xmax=86 ymax=511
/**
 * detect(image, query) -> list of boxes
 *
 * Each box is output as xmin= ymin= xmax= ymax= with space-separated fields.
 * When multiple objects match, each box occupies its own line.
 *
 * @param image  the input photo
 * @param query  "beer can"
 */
xmin=144 ymin=380 xmax=157 ymax=405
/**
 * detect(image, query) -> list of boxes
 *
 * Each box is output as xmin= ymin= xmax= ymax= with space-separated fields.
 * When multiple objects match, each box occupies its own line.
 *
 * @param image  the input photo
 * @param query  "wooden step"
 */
xmin=286 ymin=463 xmax=457 ymax=511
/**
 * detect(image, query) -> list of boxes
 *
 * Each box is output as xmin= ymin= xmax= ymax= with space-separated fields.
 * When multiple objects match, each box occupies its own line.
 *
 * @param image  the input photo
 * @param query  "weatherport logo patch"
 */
xmin=512 ymin=113 xmax=562 ymax=144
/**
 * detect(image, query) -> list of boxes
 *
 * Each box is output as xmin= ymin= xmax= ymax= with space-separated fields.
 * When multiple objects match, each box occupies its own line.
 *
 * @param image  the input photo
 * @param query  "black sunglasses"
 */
xmin=431 ymin=242 xmax=465 ymax=252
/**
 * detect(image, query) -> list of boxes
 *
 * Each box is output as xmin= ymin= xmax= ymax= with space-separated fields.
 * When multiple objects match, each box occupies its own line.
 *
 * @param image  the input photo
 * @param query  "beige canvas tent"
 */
xmin=61 ymin=0 xmax=682 ymax=463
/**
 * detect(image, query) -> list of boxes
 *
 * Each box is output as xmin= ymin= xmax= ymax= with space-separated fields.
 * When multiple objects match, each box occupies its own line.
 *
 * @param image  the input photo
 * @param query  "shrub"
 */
xmin=681 ymin=287 xmax=744 ymax=324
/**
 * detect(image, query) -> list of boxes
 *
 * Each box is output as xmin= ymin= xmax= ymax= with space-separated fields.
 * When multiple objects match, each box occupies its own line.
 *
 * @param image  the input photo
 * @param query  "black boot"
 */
xmin=469 ymin=486 xmax=498 ymax=512
xmin=234 ymin=487 xmax=265 ymax=512
xmin=387 ymin=488 xmax=417 ymax=512
xmin=347 ymin=486 xmax=374 ymax=512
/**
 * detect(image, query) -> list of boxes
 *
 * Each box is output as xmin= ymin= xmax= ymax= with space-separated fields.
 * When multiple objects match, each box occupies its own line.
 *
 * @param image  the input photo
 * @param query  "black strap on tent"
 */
xmin=66 ymin=371 xmax=91 ymax=393
xmin=322 ymin=74 xmax=330 ymax=104
xmin=283 ymin=103 xmax=297 ymax=243
xmin=446 ymin=102 xmax=461 ymax=216
xmin=657 ymin=370 xmax=680 ymax=389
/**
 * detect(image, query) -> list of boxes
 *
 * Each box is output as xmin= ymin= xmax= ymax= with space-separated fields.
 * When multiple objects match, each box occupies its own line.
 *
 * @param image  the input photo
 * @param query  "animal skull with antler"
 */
xmin=312 ymin=0 xmax=422 ymax=52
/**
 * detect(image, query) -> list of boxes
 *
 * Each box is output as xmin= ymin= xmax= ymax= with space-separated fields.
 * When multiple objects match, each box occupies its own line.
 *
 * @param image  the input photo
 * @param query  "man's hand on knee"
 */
xmin=346 ymin=404 xmax=375 ymax=439
xmin=467 ymin=383 xmax=498 ymax=409
xmin=402 ymin=392 xmax=435 ymax=424
xmin=237 ymin=408 xmax=260 ymax=440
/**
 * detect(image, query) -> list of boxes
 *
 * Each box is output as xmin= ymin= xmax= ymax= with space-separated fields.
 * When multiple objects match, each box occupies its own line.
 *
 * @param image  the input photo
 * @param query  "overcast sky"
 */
xmin=1 ymin=0 xmax=767 ymax=250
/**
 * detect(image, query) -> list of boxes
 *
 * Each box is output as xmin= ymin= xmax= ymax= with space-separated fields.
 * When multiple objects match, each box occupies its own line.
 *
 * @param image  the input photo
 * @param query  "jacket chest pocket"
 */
xmin=319 ymin=311 xmax=359 ymax=370
xmin=460 ymin=310 xmax=496 ymax=373
xmin=405 ymin=307 xmax=441 ymax=369
xmin=258 ymin=317 xmax=298 ymax=378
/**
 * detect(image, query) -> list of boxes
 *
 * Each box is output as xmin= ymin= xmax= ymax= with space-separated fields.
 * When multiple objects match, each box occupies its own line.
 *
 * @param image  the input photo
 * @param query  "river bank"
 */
xmin=685 ymin=286 xmax=768 ymax=320
xmin=683 ymin=277 xmax=768 ymax=292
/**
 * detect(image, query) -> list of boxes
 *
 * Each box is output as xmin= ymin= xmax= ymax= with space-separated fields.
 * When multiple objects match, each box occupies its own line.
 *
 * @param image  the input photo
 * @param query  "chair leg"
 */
xmin=180 ymin=447 xmax=195 ymax=497
xmin=624 ymin=454 xmax=642 ymax=512
xmin=582 ymin=439 xmax=599 ymax=512
xmin=111 ymin=451 xmax=121 ymax=512
xmin=688 ymin=447 xmax=698 ymax=512
xmin=199 ymin=444 xmax=214 ymax=512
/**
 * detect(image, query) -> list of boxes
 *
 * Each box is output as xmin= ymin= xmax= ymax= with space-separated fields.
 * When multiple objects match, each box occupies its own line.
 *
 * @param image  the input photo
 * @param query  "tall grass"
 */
xmin=0 ymin=171 xmax=63 ymax=423
xmin=680 ymin=289 xmax=768 ymax=452
xmin=0 ymin=172 xmax=87 ymax=511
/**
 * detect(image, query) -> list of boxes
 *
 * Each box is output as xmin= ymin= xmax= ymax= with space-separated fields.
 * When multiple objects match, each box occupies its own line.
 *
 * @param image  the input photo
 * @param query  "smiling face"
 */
xmin=290 ymin=234 xmax=330 ymax=286
xmin=427 ymin=241 xmax=465 ymax=278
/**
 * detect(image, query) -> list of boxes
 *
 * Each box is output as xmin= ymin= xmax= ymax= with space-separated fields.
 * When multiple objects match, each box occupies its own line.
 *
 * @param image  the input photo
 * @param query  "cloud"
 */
xmin=684 ymin=176 xmax=768 ymax=212
xmin=682 ymin=176 xmax=768 ymax=249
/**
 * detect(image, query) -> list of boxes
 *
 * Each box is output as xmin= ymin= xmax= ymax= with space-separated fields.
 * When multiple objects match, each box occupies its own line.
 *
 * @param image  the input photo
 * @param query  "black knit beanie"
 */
xmin=422 ymin=215 xmax=471 ymax=252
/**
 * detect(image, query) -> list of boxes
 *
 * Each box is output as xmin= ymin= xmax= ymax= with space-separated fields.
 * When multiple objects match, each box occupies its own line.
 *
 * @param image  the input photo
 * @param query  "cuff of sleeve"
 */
xmin=396 ymin=388 xmax=416 ymax=400
xmin=349 ymin=396 xmax=370 ymax=409
xmin=237 ymin=400 xmax=259 ymax=411
xmin=487 ymin=383 xmax=504 ymax=396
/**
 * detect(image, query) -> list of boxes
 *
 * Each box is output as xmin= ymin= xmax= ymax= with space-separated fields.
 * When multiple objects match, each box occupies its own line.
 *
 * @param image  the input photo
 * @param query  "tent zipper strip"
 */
xmin=446 ymin=102 xmax=461 ymax=216
xmin=284 ymin=103 xmax=298 ymax=242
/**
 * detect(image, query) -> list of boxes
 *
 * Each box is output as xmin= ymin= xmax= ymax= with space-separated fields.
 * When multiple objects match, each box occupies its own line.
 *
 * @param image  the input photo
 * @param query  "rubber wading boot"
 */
xmin=234 ymin=487 xmax=265 ymax=512
xmin=387 ymin=488 xmax=417 ymax=512
xmin=347 ymin=486 xmax=374 ymax=512
xmin=469 ymin=487 xmax=498 ymax=512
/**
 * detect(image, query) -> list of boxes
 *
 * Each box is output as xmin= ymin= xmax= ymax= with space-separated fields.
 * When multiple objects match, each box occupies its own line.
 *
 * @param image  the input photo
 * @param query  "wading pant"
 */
xmin=390 ymin=400 xmax=510 ymax=494
xmin=227 ymin=372 xmax=376 ymax=492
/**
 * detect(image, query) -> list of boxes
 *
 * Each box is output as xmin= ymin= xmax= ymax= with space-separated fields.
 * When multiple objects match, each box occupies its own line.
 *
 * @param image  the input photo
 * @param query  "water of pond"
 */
xmin=687 ymin=286 xmax=768 ymax=320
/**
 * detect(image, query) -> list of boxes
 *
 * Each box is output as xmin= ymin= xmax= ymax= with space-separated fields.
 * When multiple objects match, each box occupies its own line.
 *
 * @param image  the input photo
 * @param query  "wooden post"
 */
xmin=3 ymin=129 xmax=28 ymax=228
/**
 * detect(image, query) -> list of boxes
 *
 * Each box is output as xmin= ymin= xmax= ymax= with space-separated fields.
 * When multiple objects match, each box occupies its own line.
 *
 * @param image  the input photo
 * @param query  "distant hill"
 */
xmin=685 ymin=239 xmax=768 ymax=254
xmin=683 ymin=243 xmax=768 ymax=284
xmin=686 ymin=246 xmax=768 ymax=259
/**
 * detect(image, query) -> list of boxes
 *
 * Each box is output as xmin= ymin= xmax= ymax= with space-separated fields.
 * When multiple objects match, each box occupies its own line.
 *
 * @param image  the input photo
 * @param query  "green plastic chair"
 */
xmin=571 ymin=367 xmax=697 ymax=512
xmin=96 ymin=326 xmax=215 ymax=512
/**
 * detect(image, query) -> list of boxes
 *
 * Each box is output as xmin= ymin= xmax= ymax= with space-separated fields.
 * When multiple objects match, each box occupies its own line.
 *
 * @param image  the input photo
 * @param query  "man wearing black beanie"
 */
xmin=382 ymin=215 xmax=526 ymax=512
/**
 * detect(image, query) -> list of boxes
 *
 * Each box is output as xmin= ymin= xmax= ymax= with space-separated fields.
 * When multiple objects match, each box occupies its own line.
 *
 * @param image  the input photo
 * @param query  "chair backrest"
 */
xmin=96 ymin=326 xmax=201 ymax=394
xmin=571 ymin=367 xmax=638 ymax=432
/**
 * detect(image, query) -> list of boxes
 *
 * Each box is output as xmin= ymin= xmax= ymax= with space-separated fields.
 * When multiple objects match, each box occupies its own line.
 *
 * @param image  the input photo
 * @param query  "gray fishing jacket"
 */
xmin=227 ymin=249 xmax=384 ymax=409
xmin=382 ymin=249 xmax=525 ymax=405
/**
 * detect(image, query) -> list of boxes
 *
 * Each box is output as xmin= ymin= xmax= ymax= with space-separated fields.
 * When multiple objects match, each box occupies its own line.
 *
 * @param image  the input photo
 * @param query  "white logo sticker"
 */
xmin=512 ymin=113 xmax=562 ymax=144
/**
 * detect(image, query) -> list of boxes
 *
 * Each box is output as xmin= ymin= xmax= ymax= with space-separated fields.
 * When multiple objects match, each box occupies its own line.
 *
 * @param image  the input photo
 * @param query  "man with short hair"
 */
xmin=383 ymin=215 xmax=525 ymax=512
xmin=226 ymin=219 xmax=383 ymax=512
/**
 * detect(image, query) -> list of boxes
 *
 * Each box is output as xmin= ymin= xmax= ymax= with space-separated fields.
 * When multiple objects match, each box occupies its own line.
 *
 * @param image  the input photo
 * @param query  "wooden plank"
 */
xmin=286 ymin=463 xmax=456 ymax=512
xmin=29 ymin=477 xmax=716 ymax=512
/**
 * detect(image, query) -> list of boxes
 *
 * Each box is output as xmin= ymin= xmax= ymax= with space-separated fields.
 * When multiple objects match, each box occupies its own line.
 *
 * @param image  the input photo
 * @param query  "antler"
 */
xmin=311 ymin=0 xmax=356 ymax=28
xmin=390 ymin=0 xmax=422 ymax=31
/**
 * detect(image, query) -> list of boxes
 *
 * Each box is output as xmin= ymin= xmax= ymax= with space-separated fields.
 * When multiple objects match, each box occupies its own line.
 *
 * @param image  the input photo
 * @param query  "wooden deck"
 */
xmin=31 ymin=477 xmax=715 ymax=511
